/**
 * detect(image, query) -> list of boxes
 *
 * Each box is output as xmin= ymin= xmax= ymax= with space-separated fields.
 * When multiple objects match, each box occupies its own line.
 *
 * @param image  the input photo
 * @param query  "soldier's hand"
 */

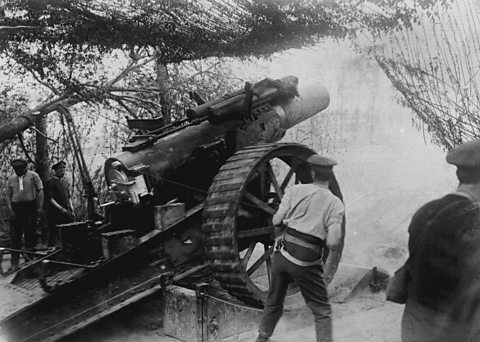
xmin=272 ymin=224 xmax=286 ymax=239
xmin=61 ymin=207 xmax=72 ymax=220
xmin=67 ymin=211 xmax=74 ymax=221
xmin=271 ymin=197 xmax=281 ymax=210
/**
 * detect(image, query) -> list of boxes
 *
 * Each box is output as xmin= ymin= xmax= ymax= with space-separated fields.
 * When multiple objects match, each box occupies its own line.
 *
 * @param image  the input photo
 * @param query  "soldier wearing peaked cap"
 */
xmin=52 ymin=161 xmax=67 ymax=170
xmin=306 ymin=154 xmax=338 ymax=166
xmin=45 ymin=161 xmax=74 ymax=247
xmin=6 ymin=158 xmax=44 ymax=272
xmin=399 ymin=138 xmax=480 ymax=341
xmin=446 ymin=138 xmax=480 ymax=182
xmin=306 ymin=154 xmax=337 ymax=178
xmin=256 ymin=153 xmax=344 ymax=342
xmin=10 ymin=159 xmax=27 ymax=168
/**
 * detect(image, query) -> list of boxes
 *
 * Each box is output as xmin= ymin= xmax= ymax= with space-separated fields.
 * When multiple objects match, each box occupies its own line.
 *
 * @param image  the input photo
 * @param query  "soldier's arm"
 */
xmin=326 ymin=222 xmax=342 ymax=249
xmin=33 ymin=173 xmax=44 ymax=212
xmin=6 ymin=180 xmax=13 ymax=215
xmin=50 ymin=197 xmax=67 ymax=212
xmin=272 ymin=187 xmax=291 ymax=226
xmin=67 ymin=181 xmax=74 ymax=212
xmin=325 ymin=199 xmax=345 ymax=249
xmin=37 ymin=189 xmax=44 ymax=213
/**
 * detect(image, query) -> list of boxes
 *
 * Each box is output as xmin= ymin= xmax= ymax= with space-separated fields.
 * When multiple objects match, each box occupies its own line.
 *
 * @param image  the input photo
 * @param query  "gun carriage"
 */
xmin=0 ymin=75 xmax=345 ymax=341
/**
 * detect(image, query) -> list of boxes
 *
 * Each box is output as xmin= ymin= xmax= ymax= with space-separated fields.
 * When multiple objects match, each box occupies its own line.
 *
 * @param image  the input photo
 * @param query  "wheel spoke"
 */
xmin=241 ymin=242 xmax=256 ymax=269
xmin=244 ymin=191 xmax=276 ymax=215
xmin=237 ymin=227 xmax=271 ymax=238
xmin=280 ymin=165 xmax=297 ymax=191
xmin=267 ymin=162 xmax=283 ymax=198
xmin=259 ymin=168 xmax=266 ymax=200
xmin=247 ymin=246 xmax=274 ymax=276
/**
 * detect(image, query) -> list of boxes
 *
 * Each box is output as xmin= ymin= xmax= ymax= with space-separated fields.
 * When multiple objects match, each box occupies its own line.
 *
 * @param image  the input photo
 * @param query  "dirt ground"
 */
xmin=65 ymin=284 xmax=403 ymax=342
xmin=227 ymin=294 xmax=405 ymax=342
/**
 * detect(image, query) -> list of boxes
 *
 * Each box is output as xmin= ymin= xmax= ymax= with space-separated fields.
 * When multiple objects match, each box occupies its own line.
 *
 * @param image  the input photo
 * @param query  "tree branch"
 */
xmin=109 ymin=87 xmax=162 ymax=93
xmin=118 ymin=94 xmax=162 ymax=109
xmin=106 ymin=55 xmax=155 ymax=89
xmin=0 ymin=26 xmax=38 ymax=30
xmin=0 ymin=53 xmax=157 ymax=142
xmin=108 ymin=97 xmax=139 ymax=119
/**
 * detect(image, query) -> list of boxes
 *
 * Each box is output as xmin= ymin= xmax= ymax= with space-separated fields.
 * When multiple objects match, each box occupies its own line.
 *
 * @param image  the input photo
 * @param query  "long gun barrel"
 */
xmin=104 ymin=76 xmax=329 ymax=208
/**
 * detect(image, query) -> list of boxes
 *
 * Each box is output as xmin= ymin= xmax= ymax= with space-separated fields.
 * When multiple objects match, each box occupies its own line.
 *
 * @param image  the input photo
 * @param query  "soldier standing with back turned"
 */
xmin=256 ymin=154 xmax=345 ymax=342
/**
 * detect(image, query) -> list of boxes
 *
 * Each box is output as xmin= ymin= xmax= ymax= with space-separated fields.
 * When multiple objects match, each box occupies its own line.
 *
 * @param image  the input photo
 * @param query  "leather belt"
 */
xmin=277 ymin=227 xmax=325 ymax=264
xmin=283 ymin=232 xmax=321 ymax=253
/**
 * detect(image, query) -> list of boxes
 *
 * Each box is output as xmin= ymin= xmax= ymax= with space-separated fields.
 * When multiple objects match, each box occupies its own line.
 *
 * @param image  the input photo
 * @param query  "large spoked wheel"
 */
xmin=202 ymin=143 xmax=345 ymax=307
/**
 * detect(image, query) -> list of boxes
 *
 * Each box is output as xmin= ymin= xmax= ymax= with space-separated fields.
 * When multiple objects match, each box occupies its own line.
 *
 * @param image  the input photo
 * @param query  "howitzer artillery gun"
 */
xmin=0 ymin=75 xmax=345 ymax=341
xmin=103 ymin=75 xmax=344 ymax=305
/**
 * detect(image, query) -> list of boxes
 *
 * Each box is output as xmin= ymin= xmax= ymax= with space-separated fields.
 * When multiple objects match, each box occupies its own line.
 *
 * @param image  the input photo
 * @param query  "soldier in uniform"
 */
xmin=401 ymin=138 xmax=480 ymax=341
xmin=45 ymin=161 xmax=74 ymax=247
xmin=6 ymin=159 xmax=44 ymax=271
xmin=256 ymin=154 xmax=345 ymax=342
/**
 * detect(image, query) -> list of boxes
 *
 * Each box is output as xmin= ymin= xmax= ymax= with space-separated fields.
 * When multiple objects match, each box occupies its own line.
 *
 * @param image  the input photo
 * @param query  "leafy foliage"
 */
xmin=1 ymin=0 xmax=446 ymax=59
xmin=0 ymin=0 xmax=447 ymax=100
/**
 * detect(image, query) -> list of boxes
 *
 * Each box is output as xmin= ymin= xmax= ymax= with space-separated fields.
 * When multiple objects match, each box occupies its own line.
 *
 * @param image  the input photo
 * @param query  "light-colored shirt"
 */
xmin=7 ymin=170 xmax=44 ymax=203
xmin=273 ymin=183 xmax=344 ymax=266
xmin=273 ymin=183 xmax=344 ymax=240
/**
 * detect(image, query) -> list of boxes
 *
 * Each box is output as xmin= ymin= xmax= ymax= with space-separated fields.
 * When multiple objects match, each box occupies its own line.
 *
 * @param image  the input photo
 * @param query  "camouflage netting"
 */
xmin=372 ymin=0 xmax=480 ymax=149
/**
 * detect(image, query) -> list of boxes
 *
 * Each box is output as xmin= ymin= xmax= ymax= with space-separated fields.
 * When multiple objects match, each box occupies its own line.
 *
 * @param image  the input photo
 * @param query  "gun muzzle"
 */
xmin=278 ymin=82 xmax=330 ymax=129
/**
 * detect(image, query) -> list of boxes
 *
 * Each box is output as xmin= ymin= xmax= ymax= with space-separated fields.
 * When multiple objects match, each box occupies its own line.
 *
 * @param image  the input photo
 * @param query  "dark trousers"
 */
xmin=10 ymin=201 xmax=38 ymax=267
xmin=258 ymin=251 xmax=332 ymax=342
xmin=46 ymin=208 xmax=73 ymax=247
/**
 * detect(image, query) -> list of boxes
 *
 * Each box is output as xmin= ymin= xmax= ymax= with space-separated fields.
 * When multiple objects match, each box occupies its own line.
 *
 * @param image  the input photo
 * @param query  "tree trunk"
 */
xmin=35 ymin=116 xmax=49 ymax=184
xmin=156 ymin=59 xmax=170 ymax=123
xmin=0 ymin=113 xmax=37 ymax=143
xmin=0 ymin=99 xmax=70 ymax=143
xmin=0 ymin=56 xmax=154 ymax=143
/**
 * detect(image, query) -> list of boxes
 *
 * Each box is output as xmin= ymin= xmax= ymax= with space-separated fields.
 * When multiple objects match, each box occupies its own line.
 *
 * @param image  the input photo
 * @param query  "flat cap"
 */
xmin=446 ymin=138 xmax=480 ymax=167
xmin=11 ymin=159 xmax=27 ymax=168
xmin=306 ymin=154 xmax=337 ymax=167
xmin=52 ymin=161 xmax=67 ymax=170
